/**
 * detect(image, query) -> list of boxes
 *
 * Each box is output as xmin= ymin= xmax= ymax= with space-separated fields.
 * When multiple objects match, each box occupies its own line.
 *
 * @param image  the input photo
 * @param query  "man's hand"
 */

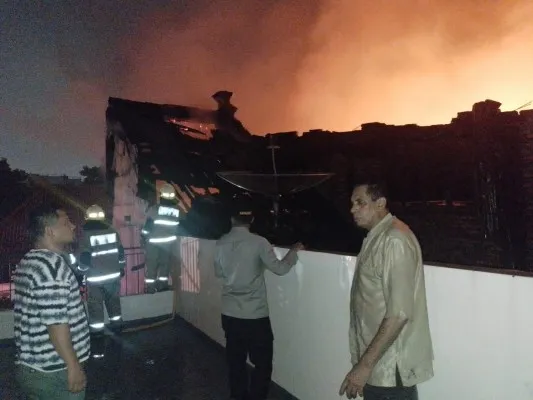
xmin=291 ymin=242 xmax=305 ymax=251
xmin=67 ymin=362 xmax=86 ymax=393
xmin=339 ymin=363 xmax=373 ymax=399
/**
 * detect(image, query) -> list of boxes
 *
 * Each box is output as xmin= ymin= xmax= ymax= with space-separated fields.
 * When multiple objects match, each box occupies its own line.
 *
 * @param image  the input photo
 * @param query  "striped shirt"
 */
xmin=13 ymin=249 xmax=90 ymax=372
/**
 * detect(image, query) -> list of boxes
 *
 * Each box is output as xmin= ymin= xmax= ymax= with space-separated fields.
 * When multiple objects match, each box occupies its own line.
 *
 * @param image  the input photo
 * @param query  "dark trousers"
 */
xmin=87 ymin=279 xmax=122 ymax=333
xmin=221 ymin=315 xmax=274 ymax=400
xmin=363 ymin=385 xmax=418 ymax=400
xmin=363 ymin=368 xmax=418 ymax=400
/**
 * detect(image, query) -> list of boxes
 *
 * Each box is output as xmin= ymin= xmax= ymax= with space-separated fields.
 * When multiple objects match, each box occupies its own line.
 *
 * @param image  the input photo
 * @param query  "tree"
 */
xmin=0 ymin=158 xmax=28 ymax=184
xmin=79 ymin=165 xmax=104 ymax=184
xmin=0 ymin=158 xmax=28 ymax=218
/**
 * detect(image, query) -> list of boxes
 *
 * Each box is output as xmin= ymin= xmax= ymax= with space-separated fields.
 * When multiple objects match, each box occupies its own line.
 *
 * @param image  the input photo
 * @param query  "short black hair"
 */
xmin=230 ymin=195 xmax=254 ymax=225
xmin=231 ymin=210 xmax=254 ymax=226
xmin=28 ymin=205 xmax=62 ymax=244
xmin=355 ymin=183 xmax=389 ymax=202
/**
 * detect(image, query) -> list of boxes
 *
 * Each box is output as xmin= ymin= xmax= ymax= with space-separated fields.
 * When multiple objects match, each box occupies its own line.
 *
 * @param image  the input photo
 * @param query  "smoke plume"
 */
xmin=292 ymin=0 xmax=533 ymax=130
xmin=3 ymin=0 xmax=533 ymax=175
xmin=121 ymin=0 xmax=533 ymax=134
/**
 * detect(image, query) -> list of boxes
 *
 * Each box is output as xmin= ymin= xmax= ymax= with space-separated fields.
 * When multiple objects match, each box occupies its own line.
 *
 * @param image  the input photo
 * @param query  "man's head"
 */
xmin=29 ymin=205 xmax=76 ymax=249
xmin=229 ymin=193 xmax=254 ymax=227
xmin=231 ymin=210 xmax=254 ymax=227
xmin=159 ymin=183 xmax=176 ymax=200
xmin=350 ymin=183 xmax=389 ymax=230
xmin=85 ymin=204 xmax=105 ymax=221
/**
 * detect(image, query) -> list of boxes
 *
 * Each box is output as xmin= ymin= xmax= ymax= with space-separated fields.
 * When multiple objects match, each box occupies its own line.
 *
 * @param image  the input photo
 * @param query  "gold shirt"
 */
xmin=349 ymin=213 xmax=434 ymax=387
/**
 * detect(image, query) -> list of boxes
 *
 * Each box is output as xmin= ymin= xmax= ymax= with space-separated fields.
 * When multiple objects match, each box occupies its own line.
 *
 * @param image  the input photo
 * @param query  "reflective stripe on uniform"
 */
xmin=86 ymin=272 xmax=121 ymax=283
xmin=157 ymin=206 xmax=180 ymax=218
xmin=90 ymin=233 xmax=117 ymax=247
xmin=77 ymin=264 xmax=90 ymax=272
xmin=154 ymin=219 xmax=179 ymax=226
xmin=149 ymin=235 xmax=177 ymax=243
xmin=91 ymin=248 xmax=119 ymax=257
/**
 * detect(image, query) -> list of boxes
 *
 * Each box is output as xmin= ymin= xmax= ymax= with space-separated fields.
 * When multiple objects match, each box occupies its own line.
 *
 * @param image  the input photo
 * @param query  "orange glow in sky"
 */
xmin=291 ymin=1 xmax=533 ymax=130
xmin=124 ymin=0 xmax=533 ymax=134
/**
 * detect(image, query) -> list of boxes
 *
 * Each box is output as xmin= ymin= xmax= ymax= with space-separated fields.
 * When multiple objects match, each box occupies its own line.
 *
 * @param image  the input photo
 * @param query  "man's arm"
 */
xmin=359 ymin=237 xmax=416 ymax=368
xmin=213 ymin=247 xmax=223 ymax=278
xmin=116 ymin=231 xmax=126 ymax=276
xmin=358 ymin=316 xmax=408 ymax=369
xmin=78 ymin=232 xmax=92 ymax=273
xmin=259 ymin=240 xmax=303 ymax=276
xmin=47 ymin=324 xmax=86 ymax=392
xmin=141 ymin=206 xmax=156 ymax=238
xmin=47 ymin=324 xmax=82 ymax=367
xmin=141 ymin=218 xmax=154 ymax=237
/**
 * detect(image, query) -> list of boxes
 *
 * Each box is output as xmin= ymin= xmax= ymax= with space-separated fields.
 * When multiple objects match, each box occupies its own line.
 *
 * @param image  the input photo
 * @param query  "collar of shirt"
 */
xmin=364 ymin=213 xmax=393 ymax=242
xmin=222 ymin=226 xmax=251 ymax=239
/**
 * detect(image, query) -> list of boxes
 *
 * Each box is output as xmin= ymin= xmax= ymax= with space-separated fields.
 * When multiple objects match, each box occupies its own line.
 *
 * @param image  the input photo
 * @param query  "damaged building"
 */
xmin=105 ymin=96 xmax=533 ymax=270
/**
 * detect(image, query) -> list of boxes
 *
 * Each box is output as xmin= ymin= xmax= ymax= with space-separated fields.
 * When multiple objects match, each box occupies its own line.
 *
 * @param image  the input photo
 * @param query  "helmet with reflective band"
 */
xmin=86 ymin=204 xmax=105 ymax=221
xmin=160 ymin=183 xmax=176 ymax=200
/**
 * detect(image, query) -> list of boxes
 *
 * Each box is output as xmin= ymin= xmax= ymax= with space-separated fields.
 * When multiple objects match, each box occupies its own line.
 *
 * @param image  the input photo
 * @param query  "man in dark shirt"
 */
xmin=215 ymin=201 xmax=303 ymax=400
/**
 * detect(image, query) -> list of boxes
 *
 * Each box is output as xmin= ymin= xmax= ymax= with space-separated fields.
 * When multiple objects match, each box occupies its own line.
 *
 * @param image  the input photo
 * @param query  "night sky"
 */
xmin=2 ymin=0 xmax=532 ymax=176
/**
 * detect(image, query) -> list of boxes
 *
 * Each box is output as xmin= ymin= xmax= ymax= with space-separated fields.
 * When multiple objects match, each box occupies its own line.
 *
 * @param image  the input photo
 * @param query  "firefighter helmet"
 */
xmin=160 ymin=183 xmax=176 ymax=200
xmin=86 ymin=204 xmax=105 ymax=221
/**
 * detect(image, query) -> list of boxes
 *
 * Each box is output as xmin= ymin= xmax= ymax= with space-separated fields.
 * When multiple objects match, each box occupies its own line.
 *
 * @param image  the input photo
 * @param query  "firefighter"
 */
xmin=79 ymin=204 xmax=125 ymax=341
xmin=141 ymin=183 xmax=180 ymax=294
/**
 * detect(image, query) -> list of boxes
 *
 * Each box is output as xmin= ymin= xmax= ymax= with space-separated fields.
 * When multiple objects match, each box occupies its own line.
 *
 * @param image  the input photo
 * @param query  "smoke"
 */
xmin=121 ymin=0 xmax=533 ymax=134
xmin=4 ymin=0 xmax=533 ymax=176
xmin=292 ymin=0 xmax=533 ymax=130
xmin=119 ymin=0 xmax=321 ymax=133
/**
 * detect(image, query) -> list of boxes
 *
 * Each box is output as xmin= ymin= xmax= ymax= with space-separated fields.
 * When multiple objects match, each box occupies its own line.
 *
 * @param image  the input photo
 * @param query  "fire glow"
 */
xmin=124 ymin=0 xmax=533 ymax=135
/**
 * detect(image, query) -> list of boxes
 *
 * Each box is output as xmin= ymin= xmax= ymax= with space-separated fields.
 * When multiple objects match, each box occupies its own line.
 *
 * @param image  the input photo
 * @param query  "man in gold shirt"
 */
xmin=340 ymin=184 xmax=434 ymax=399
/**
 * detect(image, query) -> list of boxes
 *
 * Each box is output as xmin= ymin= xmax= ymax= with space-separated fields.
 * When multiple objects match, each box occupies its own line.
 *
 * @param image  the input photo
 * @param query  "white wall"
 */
xmin=0 ymin=310 xmax=14 ymax=340
xmin=0 ymin=291 xmax=173 ymax=340
xmin=177 ymin=239 xmax=533 ymax=400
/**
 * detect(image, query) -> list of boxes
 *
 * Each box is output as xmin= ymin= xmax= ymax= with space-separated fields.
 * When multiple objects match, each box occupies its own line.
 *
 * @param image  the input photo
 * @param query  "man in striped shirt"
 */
xmin=13 ymin=205 xmax=90 ymax=399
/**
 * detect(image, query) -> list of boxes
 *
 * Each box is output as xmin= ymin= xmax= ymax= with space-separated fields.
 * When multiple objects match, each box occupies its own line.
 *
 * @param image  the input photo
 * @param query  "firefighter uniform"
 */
xmin=64 ymin=252 xmax=87 ymax=295
xmin=79 ymin=205 xmax=125 ymax=337
xmin=142 ymin=183 xmax=180 ymax=293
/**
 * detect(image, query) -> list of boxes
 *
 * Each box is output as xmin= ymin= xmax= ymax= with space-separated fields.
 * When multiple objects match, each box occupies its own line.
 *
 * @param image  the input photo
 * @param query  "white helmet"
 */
xmin=86 ymin=204 xmax=105 ymax=221
xmin=160 ymin=183 xmax=176 ymax=200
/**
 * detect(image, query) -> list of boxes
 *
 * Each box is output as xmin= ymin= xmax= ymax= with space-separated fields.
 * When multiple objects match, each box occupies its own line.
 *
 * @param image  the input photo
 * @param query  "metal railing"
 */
xmin=121 ymin=249 xmax=147 ymax=297
xmin=0 ymin=249 xmax=149 ymax=310
xmin=0 ymin=238 xmax=201 ymax=310
xmin=181 ymin=237 xmax=200 ymax=294
xmin=0 ymin=263 xmax=15 ymax=310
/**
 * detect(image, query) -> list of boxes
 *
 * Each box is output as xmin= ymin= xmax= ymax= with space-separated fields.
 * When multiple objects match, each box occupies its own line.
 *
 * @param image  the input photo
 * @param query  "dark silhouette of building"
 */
xmin=105 ymin=96 xmax=533 ymax=270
